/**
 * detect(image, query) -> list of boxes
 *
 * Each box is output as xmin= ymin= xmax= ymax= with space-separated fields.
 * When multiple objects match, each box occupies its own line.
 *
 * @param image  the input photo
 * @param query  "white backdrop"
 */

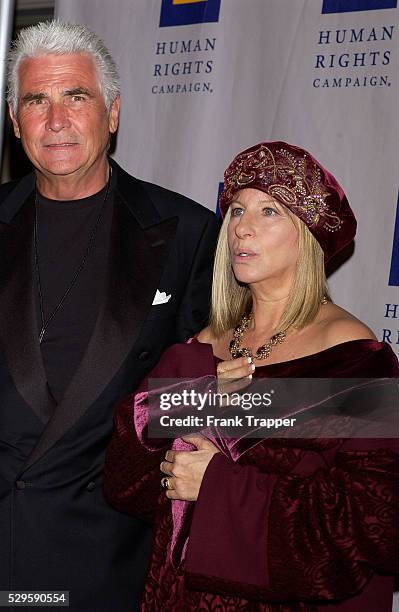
xmin=55 ymin=0 xmax=399 ymax=359
xmin=55 ymin=1 xmax=399 ymax=606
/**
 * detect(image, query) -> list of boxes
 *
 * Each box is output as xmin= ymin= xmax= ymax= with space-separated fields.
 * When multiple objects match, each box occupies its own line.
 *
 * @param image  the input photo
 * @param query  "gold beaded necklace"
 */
xmin=229 ymin=313 xmax=286 ymax=360
xmin=229 ymin=297 xmax=328 ymax=361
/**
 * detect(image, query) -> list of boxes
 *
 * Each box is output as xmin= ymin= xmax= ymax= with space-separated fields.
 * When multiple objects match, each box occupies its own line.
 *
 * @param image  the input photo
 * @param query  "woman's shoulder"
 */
xmin=308 ymin=303 xmax=399 ymax=374
xmin=196 ymin=326 xmax=232 ymax=360
xmin=196 ymin=326 xmax=213 ymax=344
xmin=316 ymin=303 xmax=376 ymax=349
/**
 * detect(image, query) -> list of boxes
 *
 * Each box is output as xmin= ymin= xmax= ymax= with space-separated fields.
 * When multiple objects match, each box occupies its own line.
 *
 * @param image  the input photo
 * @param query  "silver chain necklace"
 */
xmin=34 ymin=173 xmax=111 ymax=345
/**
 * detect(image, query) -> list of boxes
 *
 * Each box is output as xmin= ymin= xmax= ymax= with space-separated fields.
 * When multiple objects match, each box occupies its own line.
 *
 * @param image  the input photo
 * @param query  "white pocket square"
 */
xmin=152 ymin=290 xmax=172 ymax=305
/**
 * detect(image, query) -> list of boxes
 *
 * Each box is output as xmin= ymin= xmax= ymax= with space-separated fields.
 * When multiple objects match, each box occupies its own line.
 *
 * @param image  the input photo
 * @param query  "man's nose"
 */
xmin=45 ymin=102 xmax=71 ymax=132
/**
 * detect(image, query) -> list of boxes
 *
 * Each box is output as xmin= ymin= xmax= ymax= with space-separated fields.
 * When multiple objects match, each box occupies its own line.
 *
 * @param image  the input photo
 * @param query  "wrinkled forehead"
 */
xmin=17 ymin=52 xmax=99 ymax=90
xmin=230 ymin=187 xmax=294 ymax=216
xmin=230 ymin=187 xmax=276 ymax=204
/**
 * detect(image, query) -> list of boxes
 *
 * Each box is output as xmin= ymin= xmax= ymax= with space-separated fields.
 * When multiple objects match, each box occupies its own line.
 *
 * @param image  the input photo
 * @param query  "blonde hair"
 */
xmin=209 ymin=206 xmax=330 ymax=337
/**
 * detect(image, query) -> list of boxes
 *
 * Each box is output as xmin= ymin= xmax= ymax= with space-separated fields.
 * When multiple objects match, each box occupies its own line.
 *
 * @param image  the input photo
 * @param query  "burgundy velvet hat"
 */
xmin=219 ymin=141 xmax=357 ymax=262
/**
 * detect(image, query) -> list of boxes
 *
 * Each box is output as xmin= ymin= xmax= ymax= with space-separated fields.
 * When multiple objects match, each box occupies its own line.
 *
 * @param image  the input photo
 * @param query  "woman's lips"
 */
xmin=232 ymin=250 xmax=258 ymax=263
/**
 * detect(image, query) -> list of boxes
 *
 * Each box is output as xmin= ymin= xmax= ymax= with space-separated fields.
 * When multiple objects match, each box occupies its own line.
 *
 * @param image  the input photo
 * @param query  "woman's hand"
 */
xmin=217 ymin=355 xmax=255 ymax=396
xmin=159 ymin=359 xmax=254 ymax=501
xmin=160 ymin=435 xmax=219 ymax=501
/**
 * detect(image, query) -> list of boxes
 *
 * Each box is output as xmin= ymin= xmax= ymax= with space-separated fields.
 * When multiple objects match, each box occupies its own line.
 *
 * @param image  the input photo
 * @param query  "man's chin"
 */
xmin=36 ymin=161 xmax=86 ymax=177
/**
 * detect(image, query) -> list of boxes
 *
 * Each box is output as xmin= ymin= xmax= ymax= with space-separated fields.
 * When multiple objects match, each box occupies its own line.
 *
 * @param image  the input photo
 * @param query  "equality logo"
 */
xmin=322 ymin=0 xmax=397 ymax=14
xmin=160 ymin=0 xmax=221 ymax=28
xmin=216 ymin=182 xmax=224 ymax=218
xmin=389 ymin=193 xmax=399 ymax=286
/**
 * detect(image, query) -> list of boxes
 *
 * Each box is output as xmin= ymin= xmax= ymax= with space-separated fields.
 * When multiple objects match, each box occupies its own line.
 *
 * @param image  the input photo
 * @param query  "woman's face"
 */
xmin=227 ymin=188 xmax=299 ymax=289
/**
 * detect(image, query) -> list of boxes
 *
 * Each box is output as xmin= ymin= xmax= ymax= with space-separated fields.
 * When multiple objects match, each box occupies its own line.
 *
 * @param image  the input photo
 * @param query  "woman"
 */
xmin=104 ymin=142 xmax=399 ymax=611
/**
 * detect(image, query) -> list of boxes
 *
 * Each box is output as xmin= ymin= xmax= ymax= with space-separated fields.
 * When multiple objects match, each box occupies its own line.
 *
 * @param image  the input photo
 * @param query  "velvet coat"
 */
xmin=104 ymin=338 xmax=399 ymax=611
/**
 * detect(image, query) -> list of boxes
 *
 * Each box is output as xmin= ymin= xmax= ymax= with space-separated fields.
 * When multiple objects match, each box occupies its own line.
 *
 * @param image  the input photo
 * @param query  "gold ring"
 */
xmin=161 ymin=477 xmax=172 ymax=490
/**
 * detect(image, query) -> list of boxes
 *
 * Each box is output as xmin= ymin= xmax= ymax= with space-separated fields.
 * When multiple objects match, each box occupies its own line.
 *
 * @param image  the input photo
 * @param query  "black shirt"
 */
xmin=35 ymin=185 xmax=113 ymax=403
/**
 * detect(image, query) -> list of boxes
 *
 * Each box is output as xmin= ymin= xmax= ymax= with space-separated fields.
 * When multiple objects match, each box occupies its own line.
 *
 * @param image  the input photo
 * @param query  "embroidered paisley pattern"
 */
xmin=223 ymin=145 xmax=342 ymax=233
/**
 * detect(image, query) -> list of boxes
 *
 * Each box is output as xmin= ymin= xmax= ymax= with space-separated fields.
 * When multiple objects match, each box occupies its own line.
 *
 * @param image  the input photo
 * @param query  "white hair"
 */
xmin=7 ymin=20 xmax=120 ymax=113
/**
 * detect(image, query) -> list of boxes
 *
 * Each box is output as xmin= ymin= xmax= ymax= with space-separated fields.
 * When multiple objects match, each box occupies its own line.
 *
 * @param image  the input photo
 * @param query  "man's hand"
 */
xmin=160 ymin=436 xmax=220 ymax=501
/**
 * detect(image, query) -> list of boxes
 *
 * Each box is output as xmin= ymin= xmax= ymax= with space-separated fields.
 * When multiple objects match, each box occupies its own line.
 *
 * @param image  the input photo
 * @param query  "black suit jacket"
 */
xmin=0 ymin=159 xmax=220 ymax=611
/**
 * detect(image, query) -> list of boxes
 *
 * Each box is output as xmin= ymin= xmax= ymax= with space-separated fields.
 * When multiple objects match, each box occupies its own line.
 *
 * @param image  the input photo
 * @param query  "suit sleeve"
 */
xmin=176 ymin=212 xmax=220 ymax=341
xmin=185 ymin=439 xmax=399 ymax=602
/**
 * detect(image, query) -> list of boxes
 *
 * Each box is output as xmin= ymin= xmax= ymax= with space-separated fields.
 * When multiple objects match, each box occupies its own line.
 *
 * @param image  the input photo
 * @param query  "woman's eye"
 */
xmin=263 ymin=207 xmax=277 ymax=216
xmin=231 ymin=207 xmax=243 ymax=217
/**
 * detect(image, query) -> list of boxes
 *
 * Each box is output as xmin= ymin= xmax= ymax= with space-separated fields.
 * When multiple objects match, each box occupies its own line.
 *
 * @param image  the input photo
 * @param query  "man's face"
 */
xmin=9 ymin=53 xmax=119 ymax=179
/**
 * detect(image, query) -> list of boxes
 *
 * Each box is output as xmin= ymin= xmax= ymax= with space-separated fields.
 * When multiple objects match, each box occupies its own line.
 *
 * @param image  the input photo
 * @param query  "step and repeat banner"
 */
xmin=55 ymin=0 xmax=399 ymax=360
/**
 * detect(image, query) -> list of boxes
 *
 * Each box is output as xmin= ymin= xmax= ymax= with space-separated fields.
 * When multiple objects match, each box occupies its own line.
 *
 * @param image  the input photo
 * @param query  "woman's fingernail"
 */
xmin=250 ymin=363 xmax=255 ymax=371
xmin=247 ymin=357 xmax=252 ymax=364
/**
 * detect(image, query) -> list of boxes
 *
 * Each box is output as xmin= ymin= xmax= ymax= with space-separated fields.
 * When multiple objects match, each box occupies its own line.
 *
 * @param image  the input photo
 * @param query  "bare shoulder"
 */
xmin=196 ymin=326 xmax=231 ymax=359
xmin=317 ymin=303 xmax=377 ymax=348
xmin=196 ymin=326 xmax=215 ymax=344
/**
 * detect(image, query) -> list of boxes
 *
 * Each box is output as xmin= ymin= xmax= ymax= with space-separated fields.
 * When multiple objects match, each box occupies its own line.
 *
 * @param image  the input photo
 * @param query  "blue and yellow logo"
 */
xmin=389 ymin=193 xmax=399 ymax=286
xmin=322 ymin=0 xmax=397 ymax=13
xmin=216 ymin=181 xmax=224 ymax=217
xmin=160 ymin=0 xmax=221 ymax=27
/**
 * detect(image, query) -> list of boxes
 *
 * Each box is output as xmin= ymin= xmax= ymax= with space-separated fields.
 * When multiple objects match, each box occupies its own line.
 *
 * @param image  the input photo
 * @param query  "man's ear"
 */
xmin=8 ymin=104 xmax=21 ymax=139
xmin=108 ymin=96 xmax=120 ymax=134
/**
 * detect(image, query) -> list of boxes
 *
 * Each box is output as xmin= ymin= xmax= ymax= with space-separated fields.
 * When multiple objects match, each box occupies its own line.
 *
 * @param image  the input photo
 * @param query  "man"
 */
xmin=0 ymin=21 xmax=219 ymax=611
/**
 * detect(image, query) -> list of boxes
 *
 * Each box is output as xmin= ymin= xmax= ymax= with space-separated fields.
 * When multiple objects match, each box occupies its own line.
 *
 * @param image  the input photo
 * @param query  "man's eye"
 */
xmin=71 ymin=95 xmax=85 ymax=102
xmin=28 ymin=99 xmax=45 ymax=106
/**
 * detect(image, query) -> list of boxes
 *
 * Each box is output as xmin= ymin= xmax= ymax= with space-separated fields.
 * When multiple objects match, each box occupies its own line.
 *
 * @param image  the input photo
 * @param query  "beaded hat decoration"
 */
xmin=219 ymin=141 xmax=357 ymax=262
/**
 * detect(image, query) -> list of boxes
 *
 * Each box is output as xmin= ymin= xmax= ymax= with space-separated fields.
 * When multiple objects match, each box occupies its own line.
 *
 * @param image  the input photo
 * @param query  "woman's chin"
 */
xmin=233 ymin=271 xmax=261 ymax=285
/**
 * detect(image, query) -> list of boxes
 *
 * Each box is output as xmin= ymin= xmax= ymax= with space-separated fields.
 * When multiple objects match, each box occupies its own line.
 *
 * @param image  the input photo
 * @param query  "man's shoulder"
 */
xmin=0 ymin=179 xmax=26 ymax=221
xmin=0 ymin=172 xmax=35 ymax=220
xmin=138 ymin=177 xmax=215 ymax=221
xmin=0 ymin=178 xmax=22 ymax=202
xmin=112 ymin=160 xmax=215 ymax=222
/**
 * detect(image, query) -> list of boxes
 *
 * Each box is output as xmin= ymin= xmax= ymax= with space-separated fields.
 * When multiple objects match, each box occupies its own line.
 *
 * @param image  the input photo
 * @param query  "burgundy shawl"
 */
xmin=104 ymin=339 xmax=399 ymax=611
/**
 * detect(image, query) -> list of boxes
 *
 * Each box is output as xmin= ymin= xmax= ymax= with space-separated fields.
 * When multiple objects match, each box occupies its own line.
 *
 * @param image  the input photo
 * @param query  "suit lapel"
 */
xmin=23 ymin=161 xmax=178 ymax=470
xmin=0 ymin=184 xmax=55 ymax=424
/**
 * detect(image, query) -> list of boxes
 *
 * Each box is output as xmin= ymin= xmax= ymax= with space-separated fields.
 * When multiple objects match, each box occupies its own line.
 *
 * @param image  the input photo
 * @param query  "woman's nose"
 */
xmin=235 ymin=213 xmax=255 ymax=238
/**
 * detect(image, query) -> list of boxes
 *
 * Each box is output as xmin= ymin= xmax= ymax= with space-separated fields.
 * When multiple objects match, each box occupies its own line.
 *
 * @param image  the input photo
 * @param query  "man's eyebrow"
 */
xmin=21 ymin=92 xmax=47 ymax=103
xmin=64 ymin=87 xmax=93 ymax=97
xmin=20 ymin=88 xmax=94 ymax=104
